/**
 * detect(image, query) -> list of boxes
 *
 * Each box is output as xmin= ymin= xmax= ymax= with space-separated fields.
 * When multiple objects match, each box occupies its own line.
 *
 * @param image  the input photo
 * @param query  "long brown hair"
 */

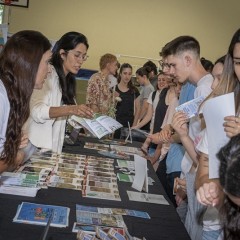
xmin=200 ymin=29 xmax=240 ymax=114
xmin=0 ymin=30 xmax=51 ymax=166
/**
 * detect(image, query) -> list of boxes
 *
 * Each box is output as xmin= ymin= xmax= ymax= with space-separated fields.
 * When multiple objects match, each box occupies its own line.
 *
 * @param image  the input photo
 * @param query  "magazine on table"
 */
xmin=13 ymin=202 xmax=70 ymax=227
xmin=70 ymin=114 xmax=122 ymax=139
xmin=76 ymin=210 xmax=126 ymax=228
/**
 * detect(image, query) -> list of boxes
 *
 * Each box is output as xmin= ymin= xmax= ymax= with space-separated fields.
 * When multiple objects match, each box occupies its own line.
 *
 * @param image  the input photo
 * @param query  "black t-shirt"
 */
xmin=115 ymin=85 xmax=140 ymax=127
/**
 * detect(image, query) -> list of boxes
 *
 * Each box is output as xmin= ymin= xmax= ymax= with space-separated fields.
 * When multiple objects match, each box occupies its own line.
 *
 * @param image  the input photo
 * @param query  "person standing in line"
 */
xmin=153 ymin=36 xmax=213 ymax=239
xmin=135 ymin=66 xmax=154 ymax=132
xmin=133 ymin=72 xmax=175 ymax=155
xmin=113 ymin=63 xmax=140 ymax=139
xmin=143 ymin=60 xmax=158 ymax=90
xmin=86 ymin=53 xmax=119 ymax=116
xmin=0 ymin=30 xmax=52 ymax=173
xmin=196 ymin=30 xmax=240 ymax=240
xmin=26 ymin=32 xmax=93 ymax=154
xmin=217 ymin=134 xmax=240 ymax=240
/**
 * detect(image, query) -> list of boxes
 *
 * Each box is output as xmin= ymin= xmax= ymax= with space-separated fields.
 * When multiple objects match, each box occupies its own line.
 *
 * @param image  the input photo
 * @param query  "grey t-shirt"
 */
xmin=139 ymin=83 xmax=154 ymax=106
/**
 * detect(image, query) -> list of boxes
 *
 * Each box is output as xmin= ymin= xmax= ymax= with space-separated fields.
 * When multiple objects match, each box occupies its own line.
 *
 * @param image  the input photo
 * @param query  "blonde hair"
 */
xmin=99 ymin=53 xmax=117 ymax=70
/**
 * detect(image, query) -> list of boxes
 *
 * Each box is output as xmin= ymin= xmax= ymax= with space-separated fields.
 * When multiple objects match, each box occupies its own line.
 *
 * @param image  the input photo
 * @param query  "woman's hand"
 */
xmin=158 ymin=129 xmax=172 ymax=143
xmin=148 ymin=132 xmax=161 ymax=144
xmin=74 ymin=104 xmax=94 ymax=118
xmin=196 ymin=181 xmax=223 ymax=207
xmin=223 ymin=115 xmax=240 ymax=137
xmin=171 ymin=112 xmax=188 ymax=139
xmin=176 ymin=177 xmax=187 ymax=192
xmin=175 ymin=188 xmax=187 ymax=206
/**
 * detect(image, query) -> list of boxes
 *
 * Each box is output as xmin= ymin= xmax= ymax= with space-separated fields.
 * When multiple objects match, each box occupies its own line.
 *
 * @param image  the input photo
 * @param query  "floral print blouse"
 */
xmin=86 ymin=72 xmax=113 ymax=115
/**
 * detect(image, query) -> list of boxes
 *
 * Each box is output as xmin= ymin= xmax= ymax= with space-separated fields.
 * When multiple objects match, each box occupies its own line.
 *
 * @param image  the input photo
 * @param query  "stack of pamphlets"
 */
xmin=13 ymin=202 xmax=70 ymax=227
xmin=0 ymin=172 xmax=40 ymax=197
xmin=74 ymin=204 xmax=150 ymax=239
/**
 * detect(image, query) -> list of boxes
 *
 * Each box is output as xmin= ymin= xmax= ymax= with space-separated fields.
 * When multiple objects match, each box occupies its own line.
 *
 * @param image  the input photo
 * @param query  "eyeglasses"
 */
xmin=159 ymin=60 xmax=176 ymax=70
xmin=66 ymin=50 xmax=89 ymax=61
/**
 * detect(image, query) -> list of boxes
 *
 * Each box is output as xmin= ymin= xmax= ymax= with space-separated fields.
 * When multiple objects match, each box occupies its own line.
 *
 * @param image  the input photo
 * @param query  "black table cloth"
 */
xmin=0 ymin=136 xmax=190 ymax=240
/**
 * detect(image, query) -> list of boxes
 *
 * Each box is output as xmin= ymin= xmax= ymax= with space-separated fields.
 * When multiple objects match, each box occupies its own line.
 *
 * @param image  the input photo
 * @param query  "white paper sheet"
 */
xmin=127 ymin=191 xmax=169 ymax=205
xmin=131 ymin=155 xmax=148 ymax=192
xmin=202 ymin=92 xmax=235 ymax=178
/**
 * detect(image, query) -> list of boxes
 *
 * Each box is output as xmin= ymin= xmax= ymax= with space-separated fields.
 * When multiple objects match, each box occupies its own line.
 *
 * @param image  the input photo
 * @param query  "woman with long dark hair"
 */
xmin=0 ymin=30 xmax=52 ymax=172
xmin=26 ymin=32 xmax=93 ymax=153
xmin=113 ymin=63 xmax=140 ymax=138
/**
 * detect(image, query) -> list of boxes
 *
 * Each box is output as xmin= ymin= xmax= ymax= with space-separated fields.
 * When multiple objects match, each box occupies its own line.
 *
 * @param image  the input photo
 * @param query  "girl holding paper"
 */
xmin=196 ymin=29 xmax=240 ymax=239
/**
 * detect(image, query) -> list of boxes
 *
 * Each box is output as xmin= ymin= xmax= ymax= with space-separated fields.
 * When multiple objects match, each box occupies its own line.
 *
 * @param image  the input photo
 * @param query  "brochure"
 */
xmin=127 ymin=191 xmax=169 ymax=205
xmin=175 ymin=96 xmax=205 ymax=118
xmin=117 ymin=173 xmax=154 ymax=186
xmin=76 ymin=210 xmax=126 ymax=228
xmin=76 ymin=204 xmax=150 ymax=219
xmin=131 ymin=155 xmax=148 ymax=192
xmin=202 ymin=92 xmax=235 ymax=178
xmin=70 ymin=114 xmax=122 ymax=139
xmin=0 ymin=172 xmax=43 ymax=197
xmin=13 ymin=202 xmax=70 ymax=227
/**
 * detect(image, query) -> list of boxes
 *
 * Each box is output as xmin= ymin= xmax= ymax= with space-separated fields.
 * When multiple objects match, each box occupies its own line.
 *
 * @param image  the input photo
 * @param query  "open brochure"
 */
xmin=70 ymin=114 xmax=122 ymax=139
xmin=175 ymin=96 xmax=204 ymax=118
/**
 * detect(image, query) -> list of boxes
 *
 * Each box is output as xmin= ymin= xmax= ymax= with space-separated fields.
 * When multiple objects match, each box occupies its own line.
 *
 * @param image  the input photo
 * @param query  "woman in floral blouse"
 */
xmin=86 ymin=53 xmax=119 ymax=115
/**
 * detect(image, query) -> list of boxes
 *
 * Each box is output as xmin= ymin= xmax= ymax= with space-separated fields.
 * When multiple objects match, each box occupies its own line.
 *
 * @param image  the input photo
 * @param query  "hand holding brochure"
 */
xmin=70 ymin=114 xmax=122 ymax=139
xmin=175 ymin=96 xmax=204 ymax=118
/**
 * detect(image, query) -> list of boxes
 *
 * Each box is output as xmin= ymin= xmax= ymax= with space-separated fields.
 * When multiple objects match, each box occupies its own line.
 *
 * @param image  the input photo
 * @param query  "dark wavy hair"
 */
xmin=136 ymin=66 xmax=152 ymax=79
xmin=51 ymin=31 xmax=89 ymax=105
xmin=218 ymin=134 xmax=240 ymax=239
xmin=118 ymin=63 xmax=137 ymax=93
xmin=200 ymin=57 xmax=214 ymax=72
xmin=200 ymin=29 xmax=240 ymax=116
xmin=0 ymin=30 xmax=51 ymax=166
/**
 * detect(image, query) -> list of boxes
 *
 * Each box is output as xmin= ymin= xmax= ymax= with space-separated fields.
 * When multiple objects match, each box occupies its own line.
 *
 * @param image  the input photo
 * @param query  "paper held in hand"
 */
xmin=175 ymin=96 xmax=205 ymax=118
xmin=202 ymin=92 xmax=235 ymax=179
xmin=70 ymin=115 xmax=122 ymax=139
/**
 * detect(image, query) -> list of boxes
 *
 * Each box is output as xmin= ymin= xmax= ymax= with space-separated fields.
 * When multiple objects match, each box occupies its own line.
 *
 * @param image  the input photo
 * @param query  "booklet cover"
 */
xmin=127 ymin=191 xmax=169 ymax=205
xmin=13 ymin=202 xmax=70 ymax=227
xmin=76 ymin=210 xmax=126 ymax=228
xmin=175 ymin=96 xmax=204 ymax=118
xmin=70 ymin=114 xmax=122 ymax=139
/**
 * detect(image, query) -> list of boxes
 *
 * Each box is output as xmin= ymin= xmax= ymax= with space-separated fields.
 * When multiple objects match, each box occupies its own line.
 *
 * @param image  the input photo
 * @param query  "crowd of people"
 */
xmin=0 ymin=28 xmax=240 ymax=240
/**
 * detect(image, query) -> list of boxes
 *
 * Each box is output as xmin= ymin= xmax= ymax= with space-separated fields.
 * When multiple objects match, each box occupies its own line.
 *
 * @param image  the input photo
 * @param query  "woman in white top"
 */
xmin=26 ymin=32 xmax=93 ymax=154
xmin=0 ymin=30 xmax=52 ymax=173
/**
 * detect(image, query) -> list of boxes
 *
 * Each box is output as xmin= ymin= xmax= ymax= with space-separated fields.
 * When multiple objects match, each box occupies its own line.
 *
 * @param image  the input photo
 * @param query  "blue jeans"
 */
xmin=148 ymin=147 xmax=156 ymax=156
xmin=202 ymin=229 xmax=223 ymax=240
